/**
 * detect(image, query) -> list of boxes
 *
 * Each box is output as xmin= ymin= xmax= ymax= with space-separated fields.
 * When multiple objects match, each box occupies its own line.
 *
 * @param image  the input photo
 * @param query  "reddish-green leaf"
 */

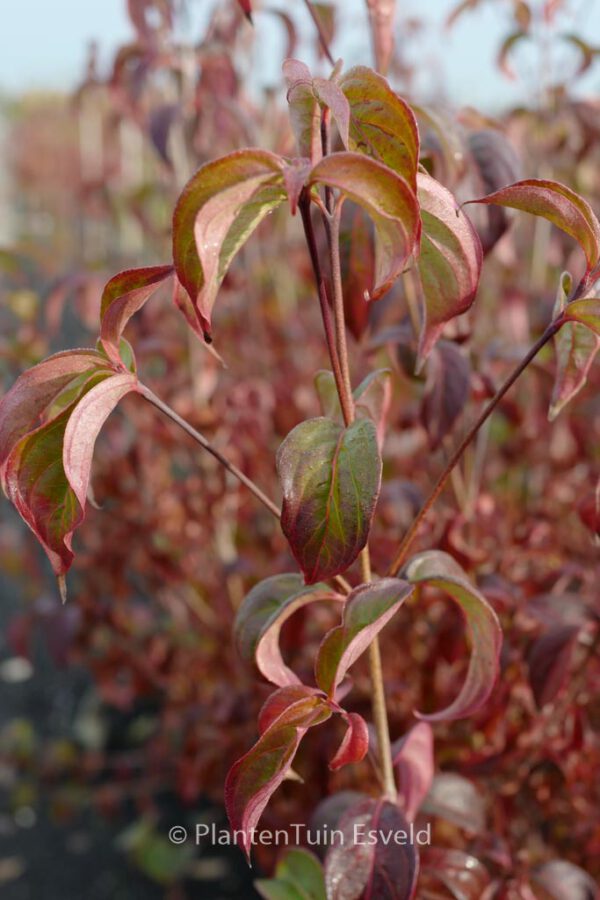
xmin=339 ymin=65 xmax=419 ymax=190
xmin=314 ymin=368 xmax=392 ymax=450
xmin=417 ymin=172 xmax=483 ymax=366
xmin=324 ymin=798 xmax=419 ymax=900
xmin=255 ymin=848 xmax=326 ymax=900
xmin=550 ymin=321 xmax=599 ymax=419
xmin=2 ymin=367 xmax=137 ymax=580
xmin=172 ymin=149 xmax=286 ymax=341
xmin=329 ymin=712 xmax=369 ymax=771
xmin=405 ymin=551 xmax=502 ymax=720
xmin=391 ymin=723 xmax=434 ymax=822
xmin=465 ymin=178 xmax=600 ymax=273
xmin=310 ymin=153 xmax=420 ymax=301
xmin=225 ymin=687 xmax=331 ymax=861
xmin=277 ymin=417 xmax=382 ymax=584
xmin=563 ymin=297 xmax=600 ymax=337
xmin=234 ymin=573 xmax=343 ymax=687
xmin=99 ymin=265 xmax=173 ymax=366
xmin=315 ymin=578 xmax=413 ymax=696
xmin=283 ymin=59 xmax=322 ymax=163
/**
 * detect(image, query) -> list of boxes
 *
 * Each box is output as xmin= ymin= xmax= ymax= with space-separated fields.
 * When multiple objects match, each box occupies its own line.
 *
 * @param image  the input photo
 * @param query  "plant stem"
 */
xmin=139 ymin=383 xmax=281 ymax=519
xmin=319 ymin=196 xmax=397 ymax=802
xmin=140 ymin=383 xmax=353 ymax=596
xmin=387 ymin=320 xmax=562 ymax=576
xmin=299 ymin=194 xmax=354 ymax=425
xmin=303 ymin=0 xmax=336 ymax=67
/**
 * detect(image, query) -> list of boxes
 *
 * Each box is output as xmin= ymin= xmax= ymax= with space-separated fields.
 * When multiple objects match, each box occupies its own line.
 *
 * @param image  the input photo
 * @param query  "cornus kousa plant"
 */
xmin=2 ymin=7 xmax=600 ymax=899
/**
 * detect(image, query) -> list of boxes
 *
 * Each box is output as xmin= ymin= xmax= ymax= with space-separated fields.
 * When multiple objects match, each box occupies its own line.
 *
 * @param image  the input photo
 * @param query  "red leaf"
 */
xmin=391 ymin=723 xmax=434 ymax=822
xmin=329 ymin=712 xmax=369 ymax=771
xmin=315 ymin=578 xmax=413 ymax=696
xmin=100 ymin=265 xmax=174 ymax=367
xmin=225 ymin=687 xmax=331 ymax=861
xmin=236 ymin=0 xmax=253 ymax=22
xmin=527 ymin=625 xmax=580 ymax=709
xmin=234 ymin=573 xmax=343 ymax=687
xmin=420 ymin=847 xmax=491 ymax=899
xmin=416 ymin=172 xmax=482 ymax=366
xmin=421 ymin=341 xmax=471 ymax=450
xmin=465 ymin=179 xmax=600 ymax=274
xmin=365 ymin=0 xmax=397 ymax=76
xmin=404 ymin=551 xmax=502 ymax=720
xmin=324 ymin=798 xmax=419 ymax=899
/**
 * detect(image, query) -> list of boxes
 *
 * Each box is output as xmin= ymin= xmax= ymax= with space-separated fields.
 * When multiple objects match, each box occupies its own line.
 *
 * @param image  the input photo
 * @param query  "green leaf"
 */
xmin=550 ymin=274 xmax=599 ymax=419
xmin=416 ymin=172 xmax=482 ymax=366
xmin=315 ymin=578 xmax=413 ymax=696
xmin=339 ymin=65 xmax=419 ymax=190
xmin=256 ymin=848 xmax=326 ymax=900
xmin=234 ymin=573 xmax=343 ymax=687
xmin=563 ymin=297 xmax=600 ymax=337
xmin=310 ymin=152 xmax=420 ymax=301
xmin=314 ymin=369 xmax=392 ymax=450
xmin=277 ymin=417 xmax=382 ymax=583
xmin=465 ymin=178 xmax=600 ymax=274
xmin=172 ymin=149 xmax=287 ymax=341
xmin=404 ymin=551 xmax=502 ymax=720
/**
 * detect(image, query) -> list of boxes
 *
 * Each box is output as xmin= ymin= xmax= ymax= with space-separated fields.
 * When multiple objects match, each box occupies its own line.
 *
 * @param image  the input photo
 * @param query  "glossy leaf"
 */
xmin=256 ymin=847 xmax=326 ymax=900
xmin=258 ymin=685 xmax=329 ymax=735
xmin=391 ymin=723 xmax=434 ymax=822
xmin=563 ymin=298 xmax=600 ymax=337
xmin=421 ymin=341 xmax=471 ymax=449
xmin=416 ymin=172 xmax=483 ymax=365
xmin=99 ymin=265 xmax=174 ymax=366
xmin=420 ymin=848 xmax=491 ymax=899
xmin=329 ymin=712 xmax=369 ymax=771
xmin=421 ymin=773 xmax=486 ymax=833
xmin=531 ymin=860 xmax=599 ymax=900
xmin=314 ymin=369 xmax=392 ymax=450
xmin=172 ymin=149 xmax=286 ymax=341
xmin=315 ymin=578 xmax=413 ymax=696
xmin=277 ymin=417 xmax=382 ymax=584
xmin=310 ymin=153 xmax=420 ymax=301
xmin=339 ymin=65 xmax=419 ymax=190
xmin=404 ymin=551 xmax=502 ymax=720
xmin=465 ymin=179 xmax=600 ymax=273
xmin=324 ymin=798 xmax=419 ymax=900
xmin=234 ymin=573 xmax=343 ymax=687
xmin=225 ymin=687 xmax=331 ymax=861
xmin=2 ymin=369 xmax=137 ymax=579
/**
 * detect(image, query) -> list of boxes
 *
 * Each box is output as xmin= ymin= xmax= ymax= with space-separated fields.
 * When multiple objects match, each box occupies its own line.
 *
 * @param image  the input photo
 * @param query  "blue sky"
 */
xmin=0 ymin=0 xmax=599 ymax=110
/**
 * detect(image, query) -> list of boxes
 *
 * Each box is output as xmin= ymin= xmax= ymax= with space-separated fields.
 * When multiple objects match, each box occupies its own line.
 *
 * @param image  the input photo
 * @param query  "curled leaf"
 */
xmin=310 ymin=152 xmax=420 ymax=301
xmin=339 ymin=65 xmax=419 ymax=190
xmin=234 ymin=573 xmax=343 ymax=687
xmin=563 ymin=297 xmax=600 ymax=337
xmin=498 ymin=30 xmax=528 ymax=79
xmin=100 ymin=265 xmax=174 ymax=366
xmin=225 ymin=687 xmax=331 ymax=861
xmin=391 ymin=722 xmax=434 ymax=822
xmin=465 ymin=179 xmax=600 ymax=274
xmin=315 ymin=578 xmax=413 ymax=696
xmin=416 ymin=172 xmax=482 ymax=365
xmin=277 ymin=417 xmax=382 ymax=583
xmin=420 ymin=848 xmax=491 ymax=899
xmin=172 ymin=149 xmax=286 ymax=341
xmin=329 ymin=712 xmax=369 ymax=771
xmin=404 ymin=550 xmax=502 ymax=720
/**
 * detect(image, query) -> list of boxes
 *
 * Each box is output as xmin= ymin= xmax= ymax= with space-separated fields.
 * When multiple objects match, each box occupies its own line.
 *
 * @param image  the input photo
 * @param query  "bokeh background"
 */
xmin=0 ymin=1 xmax=599 ymax=898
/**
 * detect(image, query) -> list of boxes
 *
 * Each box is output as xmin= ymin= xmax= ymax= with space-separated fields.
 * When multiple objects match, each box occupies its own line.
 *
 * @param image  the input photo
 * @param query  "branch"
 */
xmin=387 ymin=319 xmax=563 ymax=576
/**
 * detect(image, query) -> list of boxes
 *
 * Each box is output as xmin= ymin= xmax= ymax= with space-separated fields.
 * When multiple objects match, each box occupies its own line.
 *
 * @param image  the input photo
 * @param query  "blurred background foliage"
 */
xmin=0 ymin=1 xmax=599 ymax=897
